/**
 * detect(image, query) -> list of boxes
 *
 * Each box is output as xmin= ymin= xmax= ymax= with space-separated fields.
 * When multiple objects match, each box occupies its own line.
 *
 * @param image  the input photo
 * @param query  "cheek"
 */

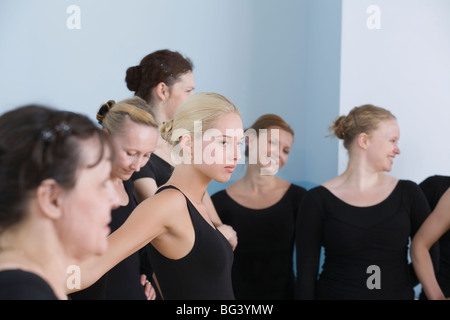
xmin=279 ymin=153 xmax=288 ymax=167
xmin=115 ymin=153 xmax=131 ymax=169
xmin=59 ymin=195 xmax=108 ymax=258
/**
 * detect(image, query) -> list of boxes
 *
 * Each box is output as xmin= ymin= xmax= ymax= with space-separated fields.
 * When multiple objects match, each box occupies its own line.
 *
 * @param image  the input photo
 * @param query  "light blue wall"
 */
xmin=1 ymin=0 xmax=340 ymax=195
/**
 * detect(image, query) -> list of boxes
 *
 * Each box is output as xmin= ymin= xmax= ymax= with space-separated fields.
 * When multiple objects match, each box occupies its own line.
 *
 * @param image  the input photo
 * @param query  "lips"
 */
xmin=224 ymin=165 xmax=235 ymax=173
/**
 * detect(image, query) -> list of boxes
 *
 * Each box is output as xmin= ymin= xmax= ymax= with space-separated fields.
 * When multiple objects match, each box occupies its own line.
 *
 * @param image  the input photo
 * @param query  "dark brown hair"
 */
xmin=125 ymin=49 xmax=194 ymax=103
xmin=0 ymin=105 xmax=112 ymax=232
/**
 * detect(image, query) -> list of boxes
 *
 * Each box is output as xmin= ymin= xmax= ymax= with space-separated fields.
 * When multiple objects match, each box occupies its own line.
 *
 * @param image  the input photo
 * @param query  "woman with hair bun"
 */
xmin=70 ymin=96 xmax=159 ymax=300
xmin=125 ymin=49 xmax=195 ymax=202
xmin=125 ymin=49 xmax=237 ymax=251
xmin=211 ymin=114 xmax=306 ymax=299
xmin=74 ymin=92 xmax=243 ymax=300
xmin=0 ymin=105 xmax=119 ymax=299
xmin=295 ymin=104 xmax=438 ymax=300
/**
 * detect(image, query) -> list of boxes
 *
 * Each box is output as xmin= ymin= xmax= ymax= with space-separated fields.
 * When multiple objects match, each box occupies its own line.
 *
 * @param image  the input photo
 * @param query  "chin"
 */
xmin=213 ymin=174 xmax=232 ymax=183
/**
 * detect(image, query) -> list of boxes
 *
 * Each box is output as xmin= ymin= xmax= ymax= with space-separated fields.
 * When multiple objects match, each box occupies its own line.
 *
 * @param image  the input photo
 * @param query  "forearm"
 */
xmin=411 ymin=240 xmax=445 ymax=299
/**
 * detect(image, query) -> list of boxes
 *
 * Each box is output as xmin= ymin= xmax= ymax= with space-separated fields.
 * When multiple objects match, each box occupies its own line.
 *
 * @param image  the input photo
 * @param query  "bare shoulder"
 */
xmin=133 ymin=187 xmax=187 ymax=222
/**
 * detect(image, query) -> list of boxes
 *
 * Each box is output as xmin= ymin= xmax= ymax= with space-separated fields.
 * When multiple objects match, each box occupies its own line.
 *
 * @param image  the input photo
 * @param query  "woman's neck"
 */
xmin=340 ymin=157 xmax=384 ymax=190
xmin=166 ymin=164 xmax=210 ymax=203
xmin=240 ymin=164 xmax=279 ymax=192
xmin=0 ymin=221 xmax=70 ymax=299
xmin=153 ymin=137 xmax=175 ymax=166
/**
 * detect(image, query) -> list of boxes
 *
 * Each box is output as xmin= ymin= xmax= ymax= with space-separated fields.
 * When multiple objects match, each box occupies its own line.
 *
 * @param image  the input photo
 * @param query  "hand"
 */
xmin=217 ymin=224 xmax=238 ymax=251
xmin=140 ymin=274 xmax=156 ymax=300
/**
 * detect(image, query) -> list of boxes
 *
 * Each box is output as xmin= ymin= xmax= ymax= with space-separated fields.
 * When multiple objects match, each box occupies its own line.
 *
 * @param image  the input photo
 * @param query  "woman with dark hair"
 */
xmin=0 ymin=105 xmax=119 ymax=299
xmin=212 ymin=114 xmax=306 ymax=299
xmin=126 ymin=50 xmax=195 ymax=202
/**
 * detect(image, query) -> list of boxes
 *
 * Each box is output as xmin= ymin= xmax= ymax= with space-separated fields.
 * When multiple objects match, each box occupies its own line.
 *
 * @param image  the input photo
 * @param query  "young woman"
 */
xmin=70 ymin=97 xmax=159 ymax=300
xmin=0 ymin=105 xmax=119 ymax=299
xmin=211 ymin=114 xmax=306 ymax=299
xmin=296 ymin=104 xmax=439 ymax=300
xmin=74 ymin=92 xmax=244 ymax=300
xmin=411 ymin=176 xmax=450 ymax=300
xmin=125 ymin=50 xmax=237 ymax=249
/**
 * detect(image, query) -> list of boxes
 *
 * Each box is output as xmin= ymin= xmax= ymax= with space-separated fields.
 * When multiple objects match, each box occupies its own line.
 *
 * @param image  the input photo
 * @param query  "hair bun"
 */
xmin=125 ymin=65 xmax=142 ymax=92
xmin=96 ymin=100 xmax=115 ymax=125
xmin=160 ymin=119 xmax=175 ymax=144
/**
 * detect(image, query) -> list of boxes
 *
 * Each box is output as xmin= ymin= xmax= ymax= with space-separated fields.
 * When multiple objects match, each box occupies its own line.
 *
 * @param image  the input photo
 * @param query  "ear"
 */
xmin=155 ymin=82 xmax=169 ymax=102
xmin=357 ymin=132 xmax=369 ymax=150
xmin=36 ymin=179 xmax=64 ymax=220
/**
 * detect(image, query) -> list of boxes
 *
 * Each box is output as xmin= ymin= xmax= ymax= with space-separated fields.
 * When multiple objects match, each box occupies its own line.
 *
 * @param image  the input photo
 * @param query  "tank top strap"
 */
xmin=155 ymin=185 xmax=216 ymax=230
xmin=155 ymin=185 xmax=198 ymax=219
xmin=156 ymin=184 xmax=182 ymax=195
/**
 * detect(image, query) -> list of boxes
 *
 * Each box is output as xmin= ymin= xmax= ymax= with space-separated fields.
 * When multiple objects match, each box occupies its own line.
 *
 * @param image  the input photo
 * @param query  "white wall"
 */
xmin=339 ymin=0 xmax=450 ymax=183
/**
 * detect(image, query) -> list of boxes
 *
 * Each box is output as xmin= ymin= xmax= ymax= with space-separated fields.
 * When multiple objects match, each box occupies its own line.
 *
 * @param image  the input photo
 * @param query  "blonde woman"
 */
xmin=126 ymin=50 xmax=237 ymax=250
xmin=74 ymin=92 xmax=244 ymax=300
xmin=71 ymin=97 xmax=159 ymax=300
xmin=0 ymin=105 xmax=119 ymax=299
xmin=296 ymin=104 xmax=438 ymax=300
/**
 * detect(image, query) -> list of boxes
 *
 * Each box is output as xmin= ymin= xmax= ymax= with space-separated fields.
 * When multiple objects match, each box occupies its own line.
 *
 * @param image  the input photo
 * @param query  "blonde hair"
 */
xmin=329 ymin=104 xmax=396 ymax=149
xmin=160 ymin=92 xmax=240 ymax=146
xmin=96 ymin=96 xmax=158 ymax=135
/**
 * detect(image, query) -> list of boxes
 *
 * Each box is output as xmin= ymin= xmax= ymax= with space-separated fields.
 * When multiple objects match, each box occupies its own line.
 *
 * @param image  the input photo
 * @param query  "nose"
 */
xmin=235 ymin=139 xmax=242 ymax=162
xmin=130 ymin=156 xmax=147 ymax=172
xmin=395 ymin=144 xmax=400 ymax=155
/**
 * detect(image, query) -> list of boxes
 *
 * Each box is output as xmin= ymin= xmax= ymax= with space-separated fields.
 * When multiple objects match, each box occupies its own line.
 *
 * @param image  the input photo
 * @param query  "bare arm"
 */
xmin=411 ymin=188 xmax=450 ymax=299
xmin=69 ymin=192 xmax=174 ymax=293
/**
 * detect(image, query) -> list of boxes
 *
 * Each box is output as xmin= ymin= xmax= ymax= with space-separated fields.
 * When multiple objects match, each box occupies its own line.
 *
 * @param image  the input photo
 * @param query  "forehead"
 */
xmin=173 ymin=71 xmax=195 ymax=87
xmin=374 ymin=119 xmax=400 ymax=136
xmin=77 ymin=135 xmax=111 ymax=168
xmin=114 ymin=119 xmax=157 ymax=147
xmin=211 ymin=112 xmax=243 ymax=137
xmin=266 ymin=126 xmax=293 ymax=141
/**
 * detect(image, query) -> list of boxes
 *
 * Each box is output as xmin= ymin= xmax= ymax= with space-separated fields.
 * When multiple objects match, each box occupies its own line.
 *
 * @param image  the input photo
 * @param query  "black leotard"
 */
xmin=0 ymin=270 xmax=58 ymax=300
xmin=145 ymin=185 xmax=234 ymax=300
xmin=212 ymin=184 xmax=306 ymax=299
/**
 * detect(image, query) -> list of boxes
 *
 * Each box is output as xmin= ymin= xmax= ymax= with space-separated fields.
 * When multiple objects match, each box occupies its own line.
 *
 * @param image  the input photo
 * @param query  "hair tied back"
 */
xmin=96 ymin=100 xmax=116 ymax=125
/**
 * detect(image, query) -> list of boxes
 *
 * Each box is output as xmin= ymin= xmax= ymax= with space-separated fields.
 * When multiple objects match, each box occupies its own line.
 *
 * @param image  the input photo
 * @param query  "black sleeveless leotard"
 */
xmin=145 ymin=185 xmax=234 ymax=300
